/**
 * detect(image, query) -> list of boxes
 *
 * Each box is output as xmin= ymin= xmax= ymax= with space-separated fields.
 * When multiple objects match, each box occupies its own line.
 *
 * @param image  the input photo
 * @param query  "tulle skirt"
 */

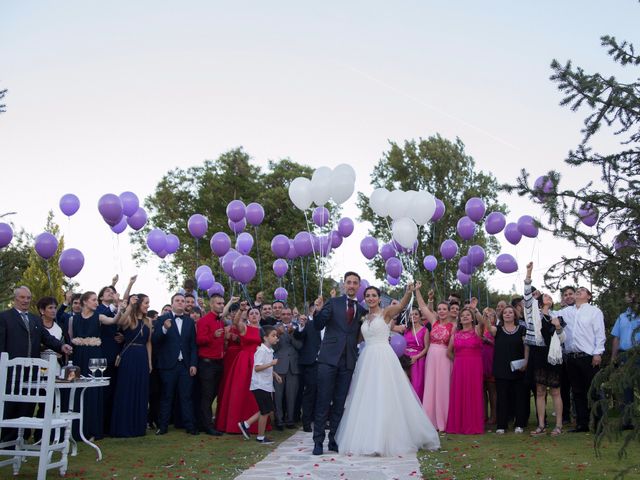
xmin=336 ymin=341 xmax=440 ymax=456
xmin=422 ymin=344 xmax=452 ymax=431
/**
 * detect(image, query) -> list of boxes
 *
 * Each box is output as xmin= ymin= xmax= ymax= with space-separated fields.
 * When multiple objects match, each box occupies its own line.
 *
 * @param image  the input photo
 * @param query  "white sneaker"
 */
xmin=514 ymin=427 xmax=524 ymax=434
xmin=496 ymin=429 xmax=505 ymax=434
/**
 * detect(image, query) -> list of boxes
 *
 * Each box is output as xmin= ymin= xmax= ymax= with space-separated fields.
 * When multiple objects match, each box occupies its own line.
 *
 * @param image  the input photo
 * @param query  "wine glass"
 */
xmin=88 ymin=358 xmax=98 ymax=377
xmin=98 ymin=358 xmax=107 ymax=377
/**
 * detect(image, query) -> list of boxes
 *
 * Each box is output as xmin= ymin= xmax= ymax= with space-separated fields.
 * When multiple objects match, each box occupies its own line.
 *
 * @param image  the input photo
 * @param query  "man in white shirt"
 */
xmin=563 ymin=287 xmax=605 ymax=432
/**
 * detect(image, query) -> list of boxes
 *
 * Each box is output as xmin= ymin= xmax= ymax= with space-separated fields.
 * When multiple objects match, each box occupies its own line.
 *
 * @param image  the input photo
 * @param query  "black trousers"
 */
xmin=566 ymin=354 xmax=599 ymax=429
xmin=158 ymin=362 xmax=195 ymax=431
xmin=496 ymin=377 xmax=529 ymax=430
xmin=300 ymin=363 xmax=318 ymax=429
xmin=560 ymin=361 xmax=572 ymax=422
xmin=313 ymin=356 xmax=353 ymax=444
xmin=198 ymin=358 xmax=223 ymax=430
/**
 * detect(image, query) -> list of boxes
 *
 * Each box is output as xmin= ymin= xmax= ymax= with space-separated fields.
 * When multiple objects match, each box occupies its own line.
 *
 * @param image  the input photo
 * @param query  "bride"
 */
xmin=335 ymin=282 xmax=440 ymax=456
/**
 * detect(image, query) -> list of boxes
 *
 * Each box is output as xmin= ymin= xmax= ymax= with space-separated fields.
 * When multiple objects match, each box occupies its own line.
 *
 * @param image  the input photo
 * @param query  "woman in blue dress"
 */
xmin=69 ymin=291 xmax=121 ymax=440
xmin=110 ymin=294 xmax=152 ymax=437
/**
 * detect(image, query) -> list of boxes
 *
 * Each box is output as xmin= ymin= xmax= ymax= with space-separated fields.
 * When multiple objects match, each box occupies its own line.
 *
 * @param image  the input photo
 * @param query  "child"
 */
xmin=238 ymin=326 xmax=282 ymax=444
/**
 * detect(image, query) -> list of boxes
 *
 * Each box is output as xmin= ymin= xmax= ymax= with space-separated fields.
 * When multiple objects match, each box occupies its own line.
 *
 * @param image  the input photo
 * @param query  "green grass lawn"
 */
xmin=419 ymin=431 xmax=640 ymax=480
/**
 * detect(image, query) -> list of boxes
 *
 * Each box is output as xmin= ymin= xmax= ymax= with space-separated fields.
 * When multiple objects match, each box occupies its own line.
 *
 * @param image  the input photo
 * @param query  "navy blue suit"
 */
xmin=312 ymin=295 xmax=366 ymax=445
xmin=152 ymin=313 xmax=198 ymax=431
xmin=294 ymin=318 xmax=322 ymax=429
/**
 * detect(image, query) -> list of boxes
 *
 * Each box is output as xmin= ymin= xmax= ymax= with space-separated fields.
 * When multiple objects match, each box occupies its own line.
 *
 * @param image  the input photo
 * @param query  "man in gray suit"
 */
xmin=273 ymin=307 xmax=302 ymax=430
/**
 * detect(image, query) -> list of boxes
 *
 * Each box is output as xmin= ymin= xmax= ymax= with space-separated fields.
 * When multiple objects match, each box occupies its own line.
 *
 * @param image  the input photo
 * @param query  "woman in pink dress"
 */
xmin=416 ymin=289 xmax=454 ymax=431
xmin=404 ymin=308 xmax=429 ymax=401
xmin=446 ymin=305 xmax=491 ymax=434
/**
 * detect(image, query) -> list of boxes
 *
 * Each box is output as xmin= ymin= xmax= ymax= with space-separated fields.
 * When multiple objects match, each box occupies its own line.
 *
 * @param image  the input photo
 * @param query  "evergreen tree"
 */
xmin=0 ymin=222 xmax=30 ymax=309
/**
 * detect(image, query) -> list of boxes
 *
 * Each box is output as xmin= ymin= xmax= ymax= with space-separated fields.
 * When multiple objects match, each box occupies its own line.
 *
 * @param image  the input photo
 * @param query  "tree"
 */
xmin=357 ymin=135 xmax=508 ymax=301
xmin=131 ymin=148 xmax=332 ymax=308
xmin=0 ymin=86 xmax=6 ymax=114
xmin=19 ymin=212 xmax=69 ymax=311
xmin=506 ymin=32 xmax=639 ymax=459
xmin=0 ymin=224 xmax=30 ymax=310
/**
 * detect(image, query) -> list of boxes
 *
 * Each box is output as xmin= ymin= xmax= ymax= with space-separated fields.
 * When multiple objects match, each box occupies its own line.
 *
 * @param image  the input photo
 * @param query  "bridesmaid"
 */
xmin=403 ymin=306 xmax=429 ymax=401
xmin=482 ymin=307 xmax=497 ymax=426
xmin=418 ymin=292 xmax=454 ymax=431
xmin=446 ymin=304 xmax=491 ymax=434
xmin=110 ymin=294 xmax=152 ymax=437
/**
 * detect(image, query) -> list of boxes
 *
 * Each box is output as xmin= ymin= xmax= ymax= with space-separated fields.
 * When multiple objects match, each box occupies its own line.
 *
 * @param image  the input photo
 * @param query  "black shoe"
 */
xmin=312 ymin=442 xmax=323 ymax=455
xmin=328 ymin=440 xmax=338 ymax=452
xmin=187 ymin=429 xmax=200 ymax=435
xmin=204 ymin=428 xmax=223 ymax=436
xmin=256 ymin=436 xmax=274 ymax=444
xmin=155 ymin=428 xmax=168 ymax=435
xmin=303 ymin=425 xmax=312 ymax=433
xmin=286 ymin=423 xmax=296 ymax=429
xmin=238 ymin=421 xmax=251 ymax=440
xmin=275 ymin=424 xmax=284 ymax=431
xmin=568 ymin=426 xmax=589 ymax=433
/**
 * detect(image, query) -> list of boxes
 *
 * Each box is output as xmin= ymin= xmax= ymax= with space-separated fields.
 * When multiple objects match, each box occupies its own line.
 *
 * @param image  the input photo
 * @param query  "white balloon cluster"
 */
xmin=369 ymin=188 xmax=436 ymax=249
xmin=289 ymin=164 xmax=356 ymax=210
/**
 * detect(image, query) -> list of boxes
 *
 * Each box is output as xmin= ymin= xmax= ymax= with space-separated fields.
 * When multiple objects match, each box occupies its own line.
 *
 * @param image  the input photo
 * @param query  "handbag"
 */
xmin=547 ymin=331 xmax=563 ymax=365
xmin=115 ymin=322 xmax=143 ymax=367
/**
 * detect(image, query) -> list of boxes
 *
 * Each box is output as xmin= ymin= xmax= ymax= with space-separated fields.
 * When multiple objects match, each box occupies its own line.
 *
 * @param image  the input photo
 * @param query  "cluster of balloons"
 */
xmin=288 ymin=164 xmax=356 ymax=210
xmin=146 ymin=229 xmax=180 ymax=259
xmin=32 ymin=231 xmax=85 ymax=278
xmin=194 ymin=265 xmax=225 ymax=297
xmin=97 ymin=192 xmax=148 ymax=234
xmin=209 ymin=235 xmax=258 ymax=286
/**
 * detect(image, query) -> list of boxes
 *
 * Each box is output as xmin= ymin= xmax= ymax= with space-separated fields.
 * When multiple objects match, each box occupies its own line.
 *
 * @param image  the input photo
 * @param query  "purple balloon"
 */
xmin=197 ymin=272 xmax=215 ymax=290
xmin=312 ymin=207 xmax=330 ymax=227
xmin=34 ymin=232 xmax=58 ymax=260
xmin=221 ymin=249 xmax=240 ymax=276
xmin=517 ymin=215 xmax=538 ymax=238
xmin=233 ymin=255 xmax=257 ymax=284
xmin=274 ymin=287 xmax=288 ymax=301
xmin=293 ymin=231 xmax=313 ymax=257
xmin=456 ymin=216 xmax=476 ymax=241
xmin=390 ymin=335 xmax=407 ymax=357
xmin=110 ymin=217 xmax=128 ymax=234
xmin=188 ymin=214 xmax=208 ymax=239
xmin=286 ymin=240 xmax=298 ymax=260
xmin=329 ymin=231 xmax=343 ymax=249
xmin=504 ymin=222 xmax=522 ymax=245
xmin=317 ymin=235 xmax=332 ymax=257
xmin=127 ymin=207 xmax=148 ymax=231
xmin=380 ymin=243 xmax=396 ymax=261
xmin=271 ymin=234 xmax=290 ymax=258
xmin=356 ymin=279 xmax=370 ymax=302
xmin=119 ymin=191 xmax=139 ymax=217
xmin=0 ymin=223 xmax=14 ymax=248
xmin=423 ymin=255 xmax=437 ymax=272
xmin=245 ymin=202 xmax=265 ymax=226
xmin=614 ymin=233 xmax=635 ymax=252
xmin=534 ymin=175 xmax=554 ymax=202
xmin=338 ymin=217 xmax=354 ymax=238
xmin=104 ymin=213 xmax=124 ymax=227
xmin=208 ymin=282 xmax=225 ymax=297
xmin=578 ymin=204 xmax=598 ymax=227
xmin=157 ymin=249 xmax=168 ymax=259
xmin=273 ymin=258 xmax=288 ymax=278
xmin=457 ymin=270 xmax=471 ymax=285
xmin=59 ymin=194 xmax=80 ymax=217
xmin=146 ymin=229 xmax=167 ymax=254
xmin=496 ymin=253 xmax=518 ymax=274
xmin=210 ymin=232 xmax=231 ymax=257
xmin=226 ymin=200 xmax=246 ymax=223
xmin=385 ymin=257 xmax=403 ymax=278
xmin=465 ymin=197 xmax=486 ymax=222
xmin=360 ymin=236 xmax=379 ymax=260
xmin=440 ymin=239 xmax=458 ymax=260
xmin=387 ymin=275 xmax=400 ymax=286
xmin=165 ymin=234 xmax=180 ymax=254
xmin=431 ymin=198 xmax=446 ymax=222
xmin=228 ymin=218 xmax=246 ymax=234
xmin=236 ymin=232 xmax=254 ymax=255
xmin=458 ymin=256 xmax=474 ymax=275
xmin=195 ymin=265 xmax=213 ymax=280
xmin=485 ymin=211 xmax=506 ymax=235
xmin=58 ymin=248 xmax=84 ymax=277
xmin=468 ymin=245 xmax=485 ymax=266
xmin=98 ymin=193 xmax=123 ymax=222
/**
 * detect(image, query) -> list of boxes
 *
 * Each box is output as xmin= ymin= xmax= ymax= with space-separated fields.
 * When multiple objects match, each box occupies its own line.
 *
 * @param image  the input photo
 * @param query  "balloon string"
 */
xmin=195 ymin=239 xmax=200 ymax=272
xmin=300 ymin=257 xmax=308 ymax=311
xmin=46 ymin=260 xmax=53 ymax=297
xmin=304 ymin=210 xmax=323 ymax=298
xmin=240 ymin=283 xmax=253 ymax=305
xmin=254 ymin=226 xmax=264 ymax=291
xmin=289 ymin=259 xmax=297 ymax=308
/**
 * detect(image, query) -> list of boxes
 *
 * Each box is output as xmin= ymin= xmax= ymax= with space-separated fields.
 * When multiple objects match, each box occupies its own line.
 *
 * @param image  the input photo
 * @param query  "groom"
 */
xmin=312 ymin=271 xmax=367 ymax=455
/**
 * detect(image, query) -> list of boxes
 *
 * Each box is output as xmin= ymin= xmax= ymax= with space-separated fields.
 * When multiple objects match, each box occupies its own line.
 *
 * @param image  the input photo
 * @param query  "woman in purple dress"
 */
xmin=404 ymin=308 xmax=429 ymax=401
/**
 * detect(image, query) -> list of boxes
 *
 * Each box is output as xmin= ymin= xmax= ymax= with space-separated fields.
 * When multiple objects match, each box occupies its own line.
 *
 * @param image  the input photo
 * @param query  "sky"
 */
xmin=1 ymin=1 xmax=638 ymax=309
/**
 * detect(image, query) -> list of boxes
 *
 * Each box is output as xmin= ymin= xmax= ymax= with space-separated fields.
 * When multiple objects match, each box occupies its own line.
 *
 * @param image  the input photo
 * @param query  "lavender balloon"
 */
xmin=195 ymin=265 xmax=213 ymax=280
xmin=35 ymin=232 xmax=58 ymax=260
xmin=233 ymin=255 xmax=257 ymax=284
xmin=165 ymin=234 xmax=180 ymax=254
xmin=360 ymin=236 xmax=379 ymax=260
xmin=210 ymin=232 xmax=231 ymax=257
xmin=59 ymin=193 xmax=80 ymax=217
xmin=228 ymin=218 xmax=246 ymax=234
xmin=468 ymin=245 xmax=485 ymax=266
xmin=457 ymin=270 xmax=471 ymax=285
xmin=485 ymin=211 xmax=506 ymax=235
xmin=271 ymin=234 xmax=290 ymax=258
xmin=329 ymin=230 xmax=343 ymax=249
xmin=439 ymin=239 xmax=458 ymax=260
xmin=293 ymin=231 xmax=313 ymax=256
xmin=356 ymin=279 xmax=370 ymax=302
xmin=58 ymin=248 xmax=84 ymax=277
xmin=127 ymin=207 xmax=148 ymax=231
xmin=496 ymin=253 xmax=518 ymax=274
xmin=385 ymin=257 xmax=403 ymax=278
xmin=423 ymin=255 xmax=437 ymax=272
xmin=110 ymin=217 xmax=127 ymax=234
xmin=273 ymin=258 xmax=288 ymax=278
xmin=380 ymin=243 xmax=396 ymax=261
xmin=245 ymin=202 xmax=265 ymax=226
xmin=578 ymin=204 xmax=598 ymax=227
xmin=504 ymin=222 xmax=522 ymax=245
xmin=458 ymin=256 xmax=474 ymax=275
xmin=119 ymin=191 xmax=139 ymax=217
xmin=98 ymin=193 xmax=123 ymax=223
xmin=390 ymin=335 xmax=407 ymax=357
xmin=431 ymin=198 xmax=446 ymax=222
xmin=236 ymin=232 xmax=254 ymax=255
xmin=209 ymin=282 xmax=225 ymax=296
xmin=0 ymin=223 xmax=13 ymax=248
xmin=221 ymin=249 xmax=240 ymax=276
xmin=226 ymin=200 xmax=246 ymax=223
xmin=533 ymin=175 xmax=554 ymax=202
xmin=146 ymin=229 xmax=167 ymax=254
xmin=188 ymin=214 xmax=208 ymax=239
xmin=456 ymin=216 xmax=476 ymax=241
xmin=338 ymin=217 xmax=354 ymax=238
xmin=318 ymin=235 xmax=332 ymax=257
xmin=274 ymin=287 xmax=288 ymax=301
xmin=387 ymin=275 xmax=400 ymax=286
xmin=465 ymin=197 xmax=486 ymax=222
xmin=157 ymin=250 xmax=168 ymax=259
xmin=312 ymin=206 xmax=330 ymax=227
xmin=286 ymin=240 xmax=298 ymax=260
xmin=517 ymin=215 xmax=538 ymax=238
xmin=197 ymin=272 xmax=215 ymax=290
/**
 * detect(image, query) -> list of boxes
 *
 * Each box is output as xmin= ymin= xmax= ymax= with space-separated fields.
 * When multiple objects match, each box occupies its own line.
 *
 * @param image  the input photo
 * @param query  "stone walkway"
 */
xmin=234 ymin=430 xmax=423 ymax=480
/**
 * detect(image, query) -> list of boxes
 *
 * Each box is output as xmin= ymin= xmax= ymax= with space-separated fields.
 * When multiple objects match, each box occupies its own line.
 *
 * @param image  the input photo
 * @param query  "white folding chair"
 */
xmin=0 ymin=353 xmax=72 ymax=479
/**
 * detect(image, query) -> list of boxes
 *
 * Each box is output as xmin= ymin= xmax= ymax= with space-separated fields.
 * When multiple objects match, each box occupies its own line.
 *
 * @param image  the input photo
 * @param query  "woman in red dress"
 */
xmin=215 ymin=304 xmax=269 ymax=434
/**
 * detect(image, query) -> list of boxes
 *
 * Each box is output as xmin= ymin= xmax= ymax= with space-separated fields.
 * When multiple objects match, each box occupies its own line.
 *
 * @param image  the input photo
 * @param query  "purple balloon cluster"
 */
xmin=96 ymin=192 xmax=148 ymax=234
xmin=146 ymin=229 xmax=180 ymax=258
xmin=32 ymin=230 xmax=85 ymax=278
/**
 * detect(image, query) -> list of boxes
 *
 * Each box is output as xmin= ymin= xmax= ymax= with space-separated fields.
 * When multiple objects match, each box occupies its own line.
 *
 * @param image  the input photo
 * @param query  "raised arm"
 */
xmin=234 ymin=304 xmax=248 ymax=335
xmin=313 ymin=297 xmax=332 ymax=331
xmin=121 ymin=275 xmax=137 ymax=302
xmin=223 ymin=296 xmax=240 ymax=319
xmin=415 ymin=286 xmax=436 ymax=324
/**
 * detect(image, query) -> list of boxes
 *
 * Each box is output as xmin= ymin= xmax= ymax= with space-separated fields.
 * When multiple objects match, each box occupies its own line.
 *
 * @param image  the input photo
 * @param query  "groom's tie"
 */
xmin=347 ymin=299 xmax=355 ymax=324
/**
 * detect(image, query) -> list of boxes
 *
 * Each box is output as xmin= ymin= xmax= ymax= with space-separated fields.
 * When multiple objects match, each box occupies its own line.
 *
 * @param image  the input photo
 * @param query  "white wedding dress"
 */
xmin=335 ymin=313 xmax=440 ymax=456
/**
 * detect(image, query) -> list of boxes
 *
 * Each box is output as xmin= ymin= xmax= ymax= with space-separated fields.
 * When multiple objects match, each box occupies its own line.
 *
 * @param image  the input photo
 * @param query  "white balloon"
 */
xmin=392 ymin=217 xmax=418 ymax=249
xmin=288 ymin=177 xmax=313 ymax=210
xmin=411 ymin=191 xmax=437 ymax=225
xmin=369 ymin=188 xmax=390 ymax=216
xmin=311 ymin=176 xmax=332 ymax=206
xmin=387 ymin=189 xmax=410 ymax=220
xmin=312 ymin=166 xmax=332 ymax=183
xmin=330 ymin=177 xmax=355 ymax=204
xmin=331 ymin=163 xmax=356 ymax=183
